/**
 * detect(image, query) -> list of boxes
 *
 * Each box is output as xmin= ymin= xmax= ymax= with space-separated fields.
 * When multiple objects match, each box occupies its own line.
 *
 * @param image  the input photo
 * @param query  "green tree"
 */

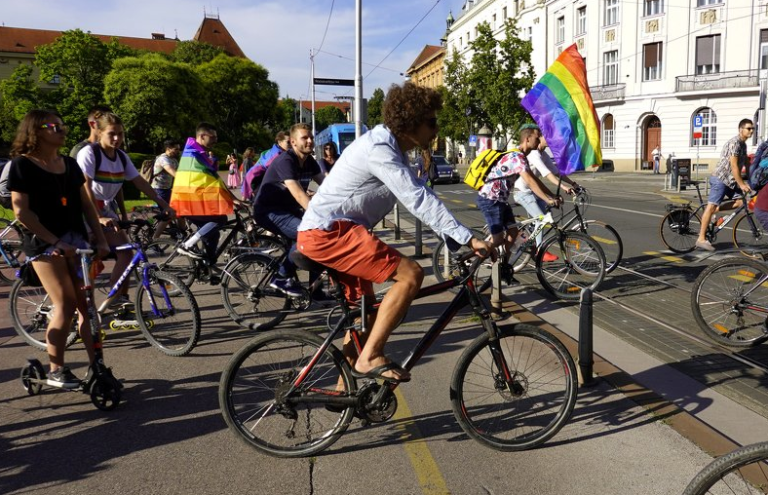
xmin=195 ymin=54 xmax=279 ymax=149
xmin=170 ymin=40 xmax=224 ymax=66
xmin=314 ymin=106 xmax=346 ymax=133
xmin=439 ymin=48 xmax=479 ymax=147
xmin=104 ymin=54 xmax=204 ymax=152
xmin=272 ymin=97 xmax=297 ymax=132
xmin=34 ymin=29 xmax=137 ymax=148
xmin=0 ymin=64 xmax=41 ymax=145
xmin=366 ymin=87 xmax=385 ymax=128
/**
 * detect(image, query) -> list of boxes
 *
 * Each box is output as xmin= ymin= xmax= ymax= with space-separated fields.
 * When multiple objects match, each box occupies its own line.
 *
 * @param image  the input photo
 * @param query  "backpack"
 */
xmin=749 ymin=155 xmax=768 ymax=191
xmin=140 ymin=159 xmax=156 ymax=183
xmin=463 ymin=149 xmax=514 ymax=190
xmin=89 ymin=142 xmax=128 ymax=177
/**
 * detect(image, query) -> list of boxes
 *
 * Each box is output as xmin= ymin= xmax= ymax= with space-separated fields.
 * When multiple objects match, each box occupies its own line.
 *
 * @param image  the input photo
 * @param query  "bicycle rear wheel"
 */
xmin=450 ymin=323 xmax=577 ymax=451
xmin=682 ymin=441 xmax=768 ymax=495
xmin=220 ymin=253 xmax=290 ymax=330
xmin=573 ymin=220 xmax=623 ymax=273
xmin=219 ymin=329 xmax=355 ymax=457
xmin=9 ymin=277 xmax=78 ymax=350
xmin=732 ymin=213 xmax=768 ymax=258
xmin=0 ymin=219 xmax=23 ymax=285
xmin=660 ymin=208 xmax=701 ymax=253
xmin=691 ymin=257 xmax=768 ymax=347
xmin=135 ymin=271 xmax=202 ymax=356
xmin=535 ymin=230 xmax=606 ymax=300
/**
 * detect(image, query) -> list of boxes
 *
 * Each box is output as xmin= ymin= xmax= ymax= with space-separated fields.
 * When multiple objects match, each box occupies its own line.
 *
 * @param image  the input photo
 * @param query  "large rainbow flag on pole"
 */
xmin=170 ymin=137 xmax=234 ymax=217
xmin=521 ymin=44 xmax=601 ymax=175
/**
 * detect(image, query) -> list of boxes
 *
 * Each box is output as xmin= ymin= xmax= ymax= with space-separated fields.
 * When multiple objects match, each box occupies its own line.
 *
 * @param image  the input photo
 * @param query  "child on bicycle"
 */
xmin=476 ymin=126 xmax=561 ymax=267
xmin=8 ymin=109 xmax=110 ymax=387
xmin=76 ymin=111 xmax=175 ymax=308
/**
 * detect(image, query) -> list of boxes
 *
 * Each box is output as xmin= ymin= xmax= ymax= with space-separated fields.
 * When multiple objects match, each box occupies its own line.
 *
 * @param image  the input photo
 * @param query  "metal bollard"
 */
xmin=578 ymin=288 xmax=597 ymax=387
xmin=394 ymin=204 xmax=401 ymax=240
xmin=415 ymin=219 xmax=423 ymax=257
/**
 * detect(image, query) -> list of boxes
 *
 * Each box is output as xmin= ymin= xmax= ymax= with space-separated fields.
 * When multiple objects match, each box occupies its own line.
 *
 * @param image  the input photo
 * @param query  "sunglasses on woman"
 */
xmin=40 ymin=123 xmax=67 ymax=133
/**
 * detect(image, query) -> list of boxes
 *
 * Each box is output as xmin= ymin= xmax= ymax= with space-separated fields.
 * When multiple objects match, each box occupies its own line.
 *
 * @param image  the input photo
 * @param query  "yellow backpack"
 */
xmin=463 ymin=149 xmax=516 ymax=190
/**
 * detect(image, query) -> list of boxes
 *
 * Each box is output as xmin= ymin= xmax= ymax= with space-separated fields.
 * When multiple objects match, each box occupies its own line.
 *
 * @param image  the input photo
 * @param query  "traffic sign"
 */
xmin=693 ymin=115 xmax=703 ymax=139
xmin=469 ymin=135 xmax=478 ymax=147
xmin=314 ymin=78 xmax=355 ymax=86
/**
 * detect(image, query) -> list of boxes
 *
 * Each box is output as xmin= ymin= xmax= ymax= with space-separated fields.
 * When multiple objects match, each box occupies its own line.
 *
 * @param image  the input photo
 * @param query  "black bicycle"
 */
xmin=682 ymin=441 xmax=768 ymax=494
xmin=219 ymin=250 xmax=578 ymax=457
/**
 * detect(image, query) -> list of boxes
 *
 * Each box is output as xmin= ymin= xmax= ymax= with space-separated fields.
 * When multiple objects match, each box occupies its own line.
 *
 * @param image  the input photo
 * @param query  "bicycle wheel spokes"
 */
xmin=136 ymin=271 xmax=201 ymax=356
xmin=219 ymin=331 xmax=354 ymax=457
xmin=452 ymin=325 xmax=577 ymax=451
xmin=733 ymin=213 xmax=768 ymax=259
xmin=691 ymin=258 xmax=768 ymax=347
xmin=536 ymin=231 xmax=606 ymax=300
xmin=660 ymin=209 xmax=701 ymax=254
xmin=683 ymin=441 xmax=768 ymax=495
xmin=0 ymin=220 xmax=23 ymax=285
xmin=578 ymin=221 xmax=623 ymax=273
xmin=10 ymin=279 xmax=78 ymax=350
xmin=221 ymin=255 xmax=289 ymax=330
xmin=145 ymin=239 xmax=196 ymax=288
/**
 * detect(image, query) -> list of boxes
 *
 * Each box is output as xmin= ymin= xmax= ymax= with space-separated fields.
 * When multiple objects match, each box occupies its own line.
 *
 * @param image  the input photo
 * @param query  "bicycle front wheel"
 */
xmin=219 ymin=329 xmax=356 ymax=457
xmin=135 ymin=271 xmax=202 ymax=356
xmin=732 ymin=213 xmax=768 ymax=258
xmin=660 ymin=208 xmax=701 ymax=254
xmin=220 ymin=253 xmax=290 ymax=330
xmin=535 ymin=230 xmax=606 ymax=300
xmin=574 ymin=220 xmax=623 ymax=273
xmin=682 ymin=441 xmax=768 ymax=495
xmin=10 ymin=277 xmax=78 ymax=350
xmin=691 ymin=257 xmax=768 ymax=347
xmin=451 ymin=323 xmax=577 ymax=451
xmin=0 ymin=219 xmax=23 ymax=285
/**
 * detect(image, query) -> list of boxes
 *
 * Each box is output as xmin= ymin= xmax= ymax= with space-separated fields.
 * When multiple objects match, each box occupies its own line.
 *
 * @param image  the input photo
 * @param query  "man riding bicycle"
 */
xmin=297 ymin=82 xmax=491 ymax=382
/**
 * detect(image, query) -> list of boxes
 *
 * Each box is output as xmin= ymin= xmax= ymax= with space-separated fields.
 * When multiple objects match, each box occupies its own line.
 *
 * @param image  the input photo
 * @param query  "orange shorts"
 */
xmin=297 ymin=221 xmax=401 ymax=302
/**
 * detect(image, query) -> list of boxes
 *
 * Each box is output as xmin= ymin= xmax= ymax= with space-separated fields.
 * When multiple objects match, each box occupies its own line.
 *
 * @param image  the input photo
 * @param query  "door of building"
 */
xmin=645 ymin=116 xmax=661 ymax=169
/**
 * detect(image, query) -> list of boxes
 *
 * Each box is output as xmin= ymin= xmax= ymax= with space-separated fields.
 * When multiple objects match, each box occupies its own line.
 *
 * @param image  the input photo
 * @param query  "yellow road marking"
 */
xmin=592 ymin=236 xmax=616 ymax=245
xmin=643 ymin=251 xmax=684 ymax=263
xmin=450 ymin=199 xmax=463 ymax=204
xmin=392 ymin=388 xmax=450 ymax=495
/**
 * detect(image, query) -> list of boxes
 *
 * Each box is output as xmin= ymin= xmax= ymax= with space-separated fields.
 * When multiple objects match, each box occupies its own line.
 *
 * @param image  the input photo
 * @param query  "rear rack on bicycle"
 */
xmin=665 ymin=203 xmax=692 ymax=212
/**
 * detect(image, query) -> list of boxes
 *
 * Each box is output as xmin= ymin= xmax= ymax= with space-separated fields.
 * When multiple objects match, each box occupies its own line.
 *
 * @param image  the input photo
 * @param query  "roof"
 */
xmin=406 ymin=45 xmax=445 ymax=74
xmin=193 ymin=17 xmax=245 ymax=58
xmin=0 ymin=26 xmax=178 ymax=55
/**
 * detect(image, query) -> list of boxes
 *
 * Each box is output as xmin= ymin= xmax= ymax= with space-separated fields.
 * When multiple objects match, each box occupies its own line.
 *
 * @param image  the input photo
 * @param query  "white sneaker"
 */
xmin=695 ymin=240 xmax=715 ymax=252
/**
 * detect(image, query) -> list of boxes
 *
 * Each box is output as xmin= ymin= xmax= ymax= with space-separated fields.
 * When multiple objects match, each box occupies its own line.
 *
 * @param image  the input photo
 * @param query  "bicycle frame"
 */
xmin=285 ymin=256 xmax=509 ymax=404
xmin=0 ymin=219 xmax=21 ymax=268
xmin=99 ymin=243 xmax=171 ymax=318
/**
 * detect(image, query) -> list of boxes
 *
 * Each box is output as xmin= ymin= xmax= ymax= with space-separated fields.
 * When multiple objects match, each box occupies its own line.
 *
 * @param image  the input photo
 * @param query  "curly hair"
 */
xmin=10 ymin=109 xmax=62 ymax=158
xmin=382 ymin=82 xmax=442 ymax=139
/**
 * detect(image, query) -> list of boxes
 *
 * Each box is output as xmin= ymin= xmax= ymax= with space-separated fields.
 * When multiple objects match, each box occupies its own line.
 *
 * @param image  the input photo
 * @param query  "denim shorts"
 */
xmin=476 ymin=195 xmax=515 ymax=235
xmin=154 ymin=188 xmax=172 ymax=204
xmin=707 ymin=176 xmax=738 ymax=206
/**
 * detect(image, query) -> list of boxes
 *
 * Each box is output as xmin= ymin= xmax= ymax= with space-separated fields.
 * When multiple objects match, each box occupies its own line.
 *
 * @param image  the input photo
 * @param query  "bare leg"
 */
xmin=353 ymin=257 xmax=423 ymax=381
xmin=698 ymin=203 xmax=717 ymax=243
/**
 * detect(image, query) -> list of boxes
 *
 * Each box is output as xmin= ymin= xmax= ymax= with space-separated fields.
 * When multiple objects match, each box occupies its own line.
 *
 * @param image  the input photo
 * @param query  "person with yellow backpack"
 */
xmin=473 ymin=126 xmax=561 ymax=261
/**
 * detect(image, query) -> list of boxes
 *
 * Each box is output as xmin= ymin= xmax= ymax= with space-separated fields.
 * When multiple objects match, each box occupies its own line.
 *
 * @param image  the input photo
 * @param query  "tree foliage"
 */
xmin=104 ymin=54 xmax=204 ymax=151
xmin=195 ymin=54 xmax=279 ymax=150
xmin=170 ymin=40 xmax=224 ymax=66
xmin=314 ymin=106 xmax=346 ymax=133
xmin=0 ymin=64 xmax=41 ymax=144
xmin=272 ymin=97 xmax=298 ymax=132
xmin=439 ymin=48 xmax=478 ymax=145
xmin=366 ymin=87 xmax=385 ymax=128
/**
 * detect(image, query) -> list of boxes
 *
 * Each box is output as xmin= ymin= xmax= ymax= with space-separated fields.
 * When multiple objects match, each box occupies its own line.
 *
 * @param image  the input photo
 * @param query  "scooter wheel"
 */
xmin=90 ymin=376 xmax=121 ymax=411
xmin=20 ymin=363 xmax=44 ymax=396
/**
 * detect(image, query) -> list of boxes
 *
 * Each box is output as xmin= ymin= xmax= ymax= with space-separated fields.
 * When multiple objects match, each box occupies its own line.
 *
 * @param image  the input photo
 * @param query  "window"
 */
xmin=603 ymin=50 xmax=619 ymax=85
xmin=459 ymin=37 xmax=463 ymax=47
xmin=527 ymin=27 xmax=533 ymax=41
xmin=604 ymin=0 xmax=619 ymax=26
xmin=696 ymin=35 xmax=721 ymax=74
xmin=467 ymin=31 xmax=470 ymax=42
xmin=692 ymin=108 xmax=717 ymax=147
xmin=760 ymin=29 xmax=768 ymax=70
xmin=503 ymin=6 xmax=507 ymax=19
xmin=697 ymin=0 xmax=720 ymax=6
xmin=493 ymin=13 xmax=497 ymax=29
xmin=576 ymin=7 xmax=587 ymax=35
xmin=557 ymin=16 xmax=565 ymax=44
xmin=644 ymin=0 xmax=664 ymax=16
xmin=643 ymin=42 xmax=663 ymax=81
xmin=602 ymin=114 xmax=615 ymax=148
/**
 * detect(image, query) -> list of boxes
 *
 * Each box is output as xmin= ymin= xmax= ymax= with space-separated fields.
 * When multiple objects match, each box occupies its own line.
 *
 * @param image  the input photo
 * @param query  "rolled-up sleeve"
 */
xmin=369 ymin=142 xmax=473 ymax=246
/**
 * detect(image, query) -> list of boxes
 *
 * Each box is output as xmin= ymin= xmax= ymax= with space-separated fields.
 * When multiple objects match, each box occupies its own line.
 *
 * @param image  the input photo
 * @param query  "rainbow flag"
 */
xmin=521 ymin=44 xmax=601 ymax=175
xmin=241 ymin=143 xmax=284 ymax=200
xmin=170 ymin=137 xmax=233 ymax=217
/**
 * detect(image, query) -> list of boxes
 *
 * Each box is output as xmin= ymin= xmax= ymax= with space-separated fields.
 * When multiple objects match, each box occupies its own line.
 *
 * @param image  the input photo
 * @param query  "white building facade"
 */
xmin=446 ymin=0 xmax=768 ymax=172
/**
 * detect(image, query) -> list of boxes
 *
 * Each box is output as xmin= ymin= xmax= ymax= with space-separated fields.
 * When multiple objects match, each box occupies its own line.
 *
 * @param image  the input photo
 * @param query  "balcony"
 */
xmin=676 ymin=69 xmax=759 ymax=93
xmin=591 ymin=83 xmax=626 ymax=102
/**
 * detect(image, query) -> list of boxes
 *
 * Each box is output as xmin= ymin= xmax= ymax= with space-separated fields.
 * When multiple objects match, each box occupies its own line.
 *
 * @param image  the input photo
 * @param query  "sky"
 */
xmin=0 ymin=0 xmax=466 ymax=101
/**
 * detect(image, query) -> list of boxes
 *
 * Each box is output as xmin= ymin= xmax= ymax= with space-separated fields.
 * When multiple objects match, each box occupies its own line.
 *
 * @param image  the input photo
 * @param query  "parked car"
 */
xmin=432 ymin=154 xmax=460 ymax=184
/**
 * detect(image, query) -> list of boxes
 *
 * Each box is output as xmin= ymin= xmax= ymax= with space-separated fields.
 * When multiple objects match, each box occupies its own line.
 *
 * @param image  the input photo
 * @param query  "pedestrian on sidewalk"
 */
xmin=652 ymin=145 xmax=662 ymax=174
xmin=695 ymin=119 xmax=755 ymax=251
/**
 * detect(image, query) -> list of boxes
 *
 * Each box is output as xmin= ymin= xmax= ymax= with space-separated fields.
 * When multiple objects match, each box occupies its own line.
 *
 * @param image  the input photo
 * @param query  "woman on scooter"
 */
xmin=7 ymin=109 xmax=110 ymax=388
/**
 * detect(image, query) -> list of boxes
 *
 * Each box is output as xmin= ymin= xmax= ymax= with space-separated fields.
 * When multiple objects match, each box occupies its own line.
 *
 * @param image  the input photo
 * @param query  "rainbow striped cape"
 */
xmin=170 ymin=137 xmax=233 ymax=217
xmin=241 ymin=143 xmax=284 ymax=200
xmin=521 ymin=44 xmax=601 ymax=175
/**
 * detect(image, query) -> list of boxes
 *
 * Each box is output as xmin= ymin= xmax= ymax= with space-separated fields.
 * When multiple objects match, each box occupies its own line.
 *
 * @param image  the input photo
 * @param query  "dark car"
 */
xmin=432 ymin=155 xmax=460 ymax=184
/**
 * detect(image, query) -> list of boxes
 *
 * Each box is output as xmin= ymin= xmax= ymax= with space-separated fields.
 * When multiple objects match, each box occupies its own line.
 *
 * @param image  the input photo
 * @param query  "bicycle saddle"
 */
xmin=290 ymin=250 xmax=337 ymax=278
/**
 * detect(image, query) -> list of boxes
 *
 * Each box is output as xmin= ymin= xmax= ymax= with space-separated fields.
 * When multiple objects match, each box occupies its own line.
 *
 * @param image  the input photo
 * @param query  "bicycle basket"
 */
xmin=665 ymin=203 xmax=691 ymax=212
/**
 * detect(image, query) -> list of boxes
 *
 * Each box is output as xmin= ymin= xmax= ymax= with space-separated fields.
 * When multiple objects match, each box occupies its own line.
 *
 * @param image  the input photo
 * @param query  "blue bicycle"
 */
xmin=10 ymin=242 xmax=202 ymax=357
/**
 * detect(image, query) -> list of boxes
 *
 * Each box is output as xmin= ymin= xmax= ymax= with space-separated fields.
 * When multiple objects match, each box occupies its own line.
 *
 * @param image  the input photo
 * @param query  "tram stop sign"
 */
xmin=693 ymin=115 xmax=703 ymax=139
